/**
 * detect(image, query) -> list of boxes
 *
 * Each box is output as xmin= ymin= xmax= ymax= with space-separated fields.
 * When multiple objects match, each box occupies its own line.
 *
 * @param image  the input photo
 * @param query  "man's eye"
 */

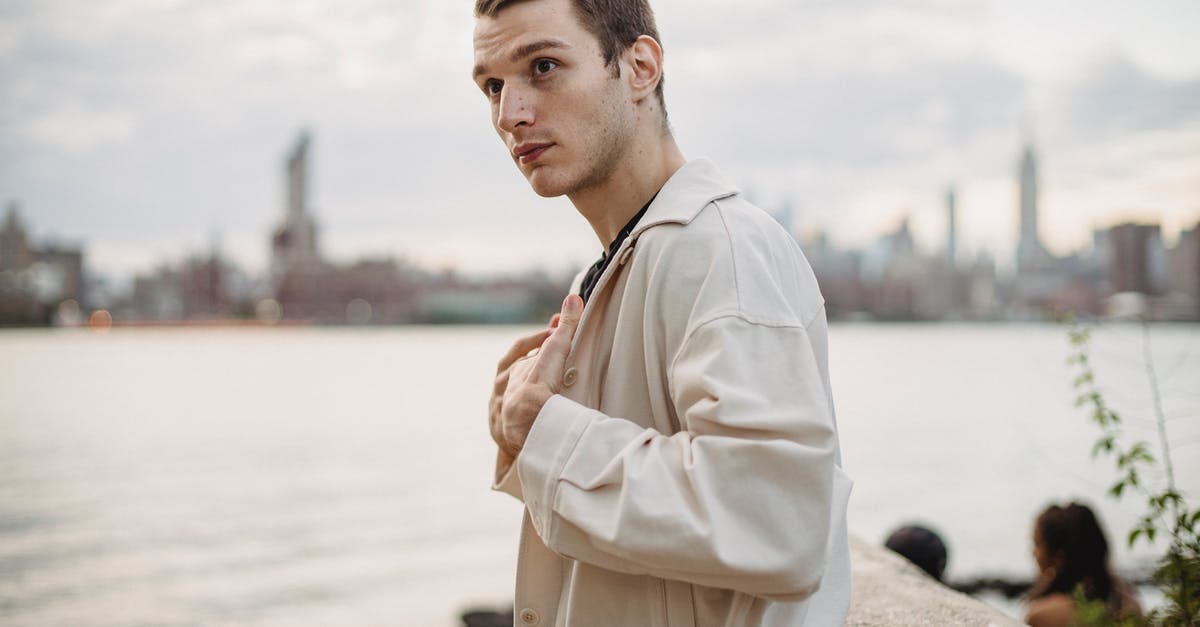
xmin=533 ymin=59 xmax=558 ymax=75
xmin=485 ymin=79 xmax=502 ymax=95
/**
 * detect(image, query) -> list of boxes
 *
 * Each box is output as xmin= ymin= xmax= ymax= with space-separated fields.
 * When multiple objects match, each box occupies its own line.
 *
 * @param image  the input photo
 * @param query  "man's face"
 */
xmin=473 ymin=0 xmax=634 ymax=198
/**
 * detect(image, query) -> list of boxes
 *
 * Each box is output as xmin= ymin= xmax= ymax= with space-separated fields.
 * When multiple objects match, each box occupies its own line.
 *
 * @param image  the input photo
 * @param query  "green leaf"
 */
xmin=1129 ymin=443 xmax=1154 ymax=464
xmin=1091 ymin=437 xmax=1115 ymax=458
xmin=1110 ymin=481 xmax=1126 ymax=498
xmin=1129 ymin=527 xmax=1144 ymax=547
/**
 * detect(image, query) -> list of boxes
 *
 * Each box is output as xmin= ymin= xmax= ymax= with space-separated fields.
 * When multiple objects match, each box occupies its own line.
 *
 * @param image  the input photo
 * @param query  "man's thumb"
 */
xmin=536 ymin=295 xmax=582 ymax=380
xmin=543 ymin=295 xmax=582 ymax=353
xmin=558 ymin=294 xmax=583 ymax=329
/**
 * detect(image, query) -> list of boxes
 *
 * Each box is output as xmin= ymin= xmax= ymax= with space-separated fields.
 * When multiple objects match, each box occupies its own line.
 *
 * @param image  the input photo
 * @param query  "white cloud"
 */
xmin=24 ymin=106 xmax=137 ymax=154
xmin=1 ymin=0 xmax=1198 ymax=279
xmin=1042 ymin=121 xmax=1200 ymax=245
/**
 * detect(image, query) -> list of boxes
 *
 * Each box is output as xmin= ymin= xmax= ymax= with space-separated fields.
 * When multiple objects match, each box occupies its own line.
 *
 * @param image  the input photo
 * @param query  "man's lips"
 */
xmin=514 ymin=143 xmax=554 ymax=164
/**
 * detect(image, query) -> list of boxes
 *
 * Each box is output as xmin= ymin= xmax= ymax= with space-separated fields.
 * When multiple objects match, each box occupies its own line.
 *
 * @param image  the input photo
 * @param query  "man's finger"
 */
xmin=534 ymin=294 xmax=583 ymax=381
xmin=496 ymin=327 xmax=553 ymax=373
xmin=493 ymin=368 xmax=510 ymax=397
xmin=549 ymin=313 xmax=561 ymax=329
xmin=553 ymin=294 xmax=582 ymax=336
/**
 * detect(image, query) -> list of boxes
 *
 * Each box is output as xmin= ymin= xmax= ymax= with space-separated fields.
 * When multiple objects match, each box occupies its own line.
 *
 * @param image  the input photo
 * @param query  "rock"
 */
xmin=848 ymin=536 xmax=1024 ymax=626
xmin=460 ymin=536 xmax=1024 ymax=626
xmin=461 ymin=607 xmax=513 ymax=627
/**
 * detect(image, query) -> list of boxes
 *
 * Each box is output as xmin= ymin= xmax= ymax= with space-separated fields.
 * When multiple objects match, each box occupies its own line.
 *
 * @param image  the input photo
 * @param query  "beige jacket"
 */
xmin=494 ymin=159 xmax=852 ymax=627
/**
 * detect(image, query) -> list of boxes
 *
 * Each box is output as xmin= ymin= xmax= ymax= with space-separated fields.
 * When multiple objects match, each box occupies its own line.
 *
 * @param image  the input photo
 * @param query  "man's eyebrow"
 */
xmin=473 ymin=39 xmax=571 ymax=80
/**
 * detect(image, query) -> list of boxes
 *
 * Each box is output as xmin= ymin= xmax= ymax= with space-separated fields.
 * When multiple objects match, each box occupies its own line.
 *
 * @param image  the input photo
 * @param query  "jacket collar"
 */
xmin=630 ymin=158 xmax=739 ymax=240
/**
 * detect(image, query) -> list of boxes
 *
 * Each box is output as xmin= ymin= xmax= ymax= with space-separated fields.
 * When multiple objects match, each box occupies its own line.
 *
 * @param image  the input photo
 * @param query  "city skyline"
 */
xmin=4 ymin=126 xmax=1193 ymax=285
xmin=2 ymin=0 xmax=1199 ymax=280
xmin=4 ymin=124 xmax=1197 ymax=325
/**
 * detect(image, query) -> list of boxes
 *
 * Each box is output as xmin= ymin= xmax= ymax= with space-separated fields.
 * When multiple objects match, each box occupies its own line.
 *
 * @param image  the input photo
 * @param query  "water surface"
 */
xmin=2 ymin=324 xmax=1197 ymax=625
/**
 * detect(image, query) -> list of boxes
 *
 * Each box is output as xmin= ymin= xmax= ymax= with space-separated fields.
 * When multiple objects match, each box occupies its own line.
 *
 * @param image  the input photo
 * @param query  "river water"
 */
xmin=2 ymin=323 xmax=1197 ymax=626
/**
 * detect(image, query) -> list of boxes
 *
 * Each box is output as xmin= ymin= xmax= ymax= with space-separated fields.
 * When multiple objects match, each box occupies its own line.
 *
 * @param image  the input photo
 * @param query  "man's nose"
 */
xmin=496 ymin=86 xmax=534 ymax=133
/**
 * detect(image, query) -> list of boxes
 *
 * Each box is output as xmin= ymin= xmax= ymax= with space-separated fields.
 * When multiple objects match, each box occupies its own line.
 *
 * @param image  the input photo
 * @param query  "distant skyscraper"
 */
xmin=1 ymin=200 xmax=85 ymax=324
xmin=1 ymin=201 xmax=34 ymax=271
xmin=271 ymin=130 xmax=321 ymax=283
xmin=286 ymin=133 xmax=310 ymax=224
xmin=1109 ymin=223 xmax=1164 ymax=295
xmin=1016 ymin=143 xmax=1045 ymax=268
xmin=946 ymin=186 xmax=957 ymax=267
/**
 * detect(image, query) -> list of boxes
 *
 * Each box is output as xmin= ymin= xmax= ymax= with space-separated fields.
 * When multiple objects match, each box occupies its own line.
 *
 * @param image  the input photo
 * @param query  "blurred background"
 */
xmin=1 ymin=0 xmax=1198 ymax=625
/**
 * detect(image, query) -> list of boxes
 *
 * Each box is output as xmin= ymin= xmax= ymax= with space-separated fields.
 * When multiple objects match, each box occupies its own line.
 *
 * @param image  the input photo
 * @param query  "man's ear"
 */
xmin=625 ymin=35 xmax=663 ymax=103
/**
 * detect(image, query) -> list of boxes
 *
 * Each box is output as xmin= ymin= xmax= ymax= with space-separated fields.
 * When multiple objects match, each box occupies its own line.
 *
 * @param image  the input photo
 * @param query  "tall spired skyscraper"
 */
xmin=271 ymin=130 xmax=321 ymax=284
xmin=946 ymin=185 xmax=957 ymax=267
xmin=1016 ymin=143 xmax=1045 ymax=268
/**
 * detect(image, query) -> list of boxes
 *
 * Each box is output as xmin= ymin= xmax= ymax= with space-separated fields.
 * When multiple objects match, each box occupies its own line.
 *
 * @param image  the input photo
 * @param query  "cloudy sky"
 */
xmin=2 ymin=0 xmax=1198 ymax=280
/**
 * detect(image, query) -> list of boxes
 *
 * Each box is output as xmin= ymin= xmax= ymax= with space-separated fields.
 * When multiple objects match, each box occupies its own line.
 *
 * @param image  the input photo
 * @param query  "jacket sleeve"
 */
xmin=513 ymin=312 xmax=838 ymax=601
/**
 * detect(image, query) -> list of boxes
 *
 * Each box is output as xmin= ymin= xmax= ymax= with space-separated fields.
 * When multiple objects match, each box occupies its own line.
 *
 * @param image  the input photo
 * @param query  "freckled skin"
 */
xmin=472 ymin=0 xmax=636 ymax=199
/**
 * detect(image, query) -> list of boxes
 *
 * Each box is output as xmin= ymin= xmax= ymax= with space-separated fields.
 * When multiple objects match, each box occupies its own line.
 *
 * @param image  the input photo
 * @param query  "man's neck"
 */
xmin=568 ymin=132 xmax=686 ymax=246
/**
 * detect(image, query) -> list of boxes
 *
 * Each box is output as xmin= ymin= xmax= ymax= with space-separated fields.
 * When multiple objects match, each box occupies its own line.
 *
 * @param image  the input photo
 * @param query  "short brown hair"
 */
xmin=475 ymin=0 xmax=667 ymax=115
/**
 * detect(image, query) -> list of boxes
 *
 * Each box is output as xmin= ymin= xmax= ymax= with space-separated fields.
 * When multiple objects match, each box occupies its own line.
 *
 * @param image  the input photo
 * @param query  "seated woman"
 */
xmin=1026 ymin=502 xmax=1142 ymax=627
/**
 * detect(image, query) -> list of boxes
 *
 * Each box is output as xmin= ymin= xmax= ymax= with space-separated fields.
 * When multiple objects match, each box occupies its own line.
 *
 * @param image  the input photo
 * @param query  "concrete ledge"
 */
xmin=848 ymin=536 xmax=1024 ymax=626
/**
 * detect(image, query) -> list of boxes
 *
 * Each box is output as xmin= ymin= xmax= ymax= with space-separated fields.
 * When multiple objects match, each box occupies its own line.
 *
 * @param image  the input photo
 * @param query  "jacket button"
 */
xmin=519 ymin=608 xmax=540 ymax=625
xmin=562 ymin=367 xmax=578 ymax=387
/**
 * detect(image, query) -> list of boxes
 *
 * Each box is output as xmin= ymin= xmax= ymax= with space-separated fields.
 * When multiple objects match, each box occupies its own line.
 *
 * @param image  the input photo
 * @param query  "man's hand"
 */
xmin=490 ymin=326 xmax=554 ymax=462
xmin=498 ymin=295 xmax=583 ymax=457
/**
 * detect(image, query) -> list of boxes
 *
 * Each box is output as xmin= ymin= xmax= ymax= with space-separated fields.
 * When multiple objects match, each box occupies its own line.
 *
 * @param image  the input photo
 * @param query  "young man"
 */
xmin=472 ymin=0 xmax=852 ymax=624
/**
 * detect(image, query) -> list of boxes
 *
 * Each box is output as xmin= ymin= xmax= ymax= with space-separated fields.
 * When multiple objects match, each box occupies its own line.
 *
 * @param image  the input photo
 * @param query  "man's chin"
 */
xmin=525 ymin=169 xmax=570 ymax=198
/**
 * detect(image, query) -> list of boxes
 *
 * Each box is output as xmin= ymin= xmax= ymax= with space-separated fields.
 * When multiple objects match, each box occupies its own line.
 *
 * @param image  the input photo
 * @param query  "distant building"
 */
xmin=272 ymin=131 xmax=321 ymax=275
xmin=0 ymin=201 xmax=85 ymax=325
xmin=263 ymin=130 xmax=429 ymax=323
xmin=129 ymin=245 xmax=241 ymax=321
xmin=1090 ymin=228 xmax=1113 ymax=278
xmin=1016 ymin=143 xmax=1048 ymax=270
xmin=270 ymin=130 xmax=330 ymax=319
xmin=946 ymin=186 xmax=957 ymax=268
xmin=35 ymin=245 xmax=85 ymax=310
xmin=920 ymin=185 xmax=969 ymax=320
xmin=965 ymin=252 xmax=1002 ymax=320
xmin=1163 ymin=223 xmax=1199 ymax=320
xmin=1009 ymin=141 xmax=1080 ymax=317
xmin=1109 ymin=222 xmax=1164 ymax=295
xmin=801 ymin=231 xmax=868 ymax=318
xmin=1 ymin=202 xmax=35 ymax=270
xmin=867 ymin=217 xmax=923 ymax=319
xmin=131 ymin=264 xmax=184 ymax=320
xmin=326 ymin=257 xmax=422 ymax=324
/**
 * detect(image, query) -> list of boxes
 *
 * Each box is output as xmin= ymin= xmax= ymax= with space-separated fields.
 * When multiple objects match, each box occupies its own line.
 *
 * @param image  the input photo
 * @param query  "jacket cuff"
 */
xmin=491 ymin=451 xmax=523 ymax=501
xmin=517 ymin=394 xmax=594 ymax=540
